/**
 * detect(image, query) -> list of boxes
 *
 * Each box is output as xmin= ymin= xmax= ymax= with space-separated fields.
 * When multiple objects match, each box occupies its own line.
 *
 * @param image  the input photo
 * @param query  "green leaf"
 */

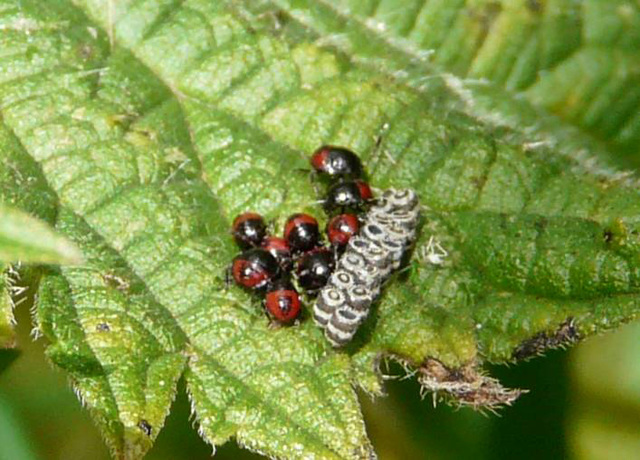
xmin=0 ymin=264 xmax=15 ymax=348
xmin=1 ymin=1 xmax=640 ymax=459
xmin=0 ymin=203 xmax=83 ymax=265
xmin=269 ymin=0 xmax=640 ymax=168
xmin=0 ymin=200 xmax=82 ymax=348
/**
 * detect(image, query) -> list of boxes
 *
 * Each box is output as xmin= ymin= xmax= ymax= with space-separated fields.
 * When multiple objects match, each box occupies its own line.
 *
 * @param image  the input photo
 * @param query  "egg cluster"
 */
xmin=313 ymin=188 xmax=420 ymax=346
xmin=229 ymin=145 xmax=419 ymax=346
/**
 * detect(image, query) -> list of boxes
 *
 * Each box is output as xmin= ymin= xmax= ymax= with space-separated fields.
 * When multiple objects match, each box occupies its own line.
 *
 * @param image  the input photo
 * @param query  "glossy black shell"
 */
xmin=296 ymin=249 xmax=335 ymax=291
xmin=232 ymin=248 xmax=280 ymax=290
xmin=311 ymin=146 xmax=363 ymax=178
xmin=284 ymin=214 xmax=321 ymax=252
xmin=324 ymin=181 xmax=368 ymax=212
xmin=232 ymin=212 xmax=267 ymax=248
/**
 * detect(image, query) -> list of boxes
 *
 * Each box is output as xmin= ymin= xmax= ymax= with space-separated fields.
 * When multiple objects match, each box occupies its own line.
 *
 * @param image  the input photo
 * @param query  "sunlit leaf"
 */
xmin=0 ymin=203 xmax=83 ymax=265
xmin=269 ymin=0 xmax=640 ymax=168
xmin=1 ymin=0 xmax=639 ymax=458
xmin=0 ymin=264 xmax=15 ymax=348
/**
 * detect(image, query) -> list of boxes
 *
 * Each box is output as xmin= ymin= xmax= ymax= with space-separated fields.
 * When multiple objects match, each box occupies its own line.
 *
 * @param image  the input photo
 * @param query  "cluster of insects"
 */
xmin=230 ymin=145 xmax=419 ymax=346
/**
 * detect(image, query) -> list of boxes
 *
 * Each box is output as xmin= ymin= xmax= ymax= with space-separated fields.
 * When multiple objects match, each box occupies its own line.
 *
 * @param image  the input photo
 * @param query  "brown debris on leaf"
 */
xmin=417 ymin=358 xmax=524 ymax=410
xmin=512 ymin=317 xmax=579 ymax=361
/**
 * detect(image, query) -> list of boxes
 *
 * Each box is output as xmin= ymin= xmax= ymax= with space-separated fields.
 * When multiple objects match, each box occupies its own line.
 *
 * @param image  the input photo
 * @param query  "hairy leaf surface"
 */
xmin=265 ymin=0 xmax=640 ymax=168
xmin=1 ymin=1 xmax=639 ymax=459
xmin=0 ymin=203 xmax=82 ymax=264
xmin=1 ymin=264 xmax=14 ymax=348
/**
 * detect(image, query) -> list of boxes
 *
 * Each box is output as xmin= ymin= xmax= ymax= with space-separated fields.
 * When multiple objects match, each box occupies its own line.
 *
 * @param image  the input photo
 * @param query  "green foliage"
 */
xmin=0 ymin=203 xmax=83 ymax=265
xmin=0 ymin=0 xmax=639 ymax=458
xmin=276 ymin=0 xmax=640 ymax=167
xmin=0 ymin=265 xmax=14 ymax=348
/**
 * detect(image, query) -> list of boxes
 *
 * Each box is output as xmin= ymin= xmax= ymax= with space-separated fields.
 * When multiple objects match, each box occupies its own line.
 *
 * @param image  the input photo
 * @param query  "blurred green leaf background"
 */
xmin=1 ymin=292 xmax=638 ymax=459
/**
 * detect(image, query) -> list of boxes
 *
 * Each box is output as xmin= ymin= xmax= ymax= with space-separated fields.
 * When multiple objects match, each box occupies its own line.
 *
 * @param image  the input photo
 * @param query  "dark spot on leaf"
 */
xmin=78 ymin=44 xmax=94 ymax=60
xmin=470 ymin=176 xmax=485 ymax=189
xmin=512 ymin=318 xmax=579 ymax=361
xmin=443 ymin=131 xmax=458 ymax=148
xmin=418 ymin=358 xmax=524 ymax=410
xmin=273 ymin=10 xmax=290 ymax=28
xmin=603 ymin=229 xmax=614 ymax=244
xmin=471 ymin=2 xmax=502 ymax=32
xmin=138 ymin=419 xmax=152 ymax=436
xmin=526 ymin=0 xmax=542 ymax=13
xmin=499 ymin=213 xmax=508 ymax=229
xmin=96 ymin=323 xmax=110 ymax=332
xmin=534 ymin=217 xmax=548 ymax=232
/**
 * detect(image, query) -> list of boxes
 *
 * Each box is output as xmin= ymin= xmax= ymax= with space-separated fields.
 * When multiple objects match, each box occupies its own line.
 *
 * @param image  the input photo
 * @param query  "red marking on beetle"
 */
xmin=262 ymin=236 xmax=290 ymax=252
xmin=261 ymin=236 xmax=292 ymax=269
xmin=309 ymin=145 xmax=363 ymax=177
xmin=232 ymin=212 xmax=267 ymax=248
xmin=232 ymin=259 xmax=268 ymax=288
xmin=355 ymin=180 xmax=373 ymax=201
xmin=232 ymin=212 xmax=263 ymax=228
xmin=284 ymin=214 xmax=318 ymax=236
xmin=327 ymin=214 xmax=359 ymax=247
xmin=284 ymin=213 xmax=320 ymax=252
xmin=231 ymin=249 xmax=278 ymax=290
xmin=310 ymin=147 xmax=330 ymax=173
xmin=265 ymin=289 xmax=301 ymax=323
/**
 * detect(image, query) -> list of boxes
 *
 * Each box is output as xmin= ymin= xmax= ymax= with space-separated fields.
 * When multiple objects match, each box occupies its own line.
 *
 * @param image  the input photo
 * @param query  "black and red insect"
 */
xmin=261 ymin=236 xmax=293 ymax=270
xmin=232 ymin=212 xmax=267 ymax=249
xmin=326 ymin=213 xmax=359 ymax=249
xmin=264 ymin=278 xmax=301 ymax=324
xmin=231 ymin=248 xmax=279 ymax=290
xmin=284 ymin=213 xmax=321 ymax=252
xmin=296 ymin=247 xmax=335 ymax=292
xmin=310 ymin=145 xmax=363 ymax=179
xmin=324 ymin=180 xmax=373 ymax=212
